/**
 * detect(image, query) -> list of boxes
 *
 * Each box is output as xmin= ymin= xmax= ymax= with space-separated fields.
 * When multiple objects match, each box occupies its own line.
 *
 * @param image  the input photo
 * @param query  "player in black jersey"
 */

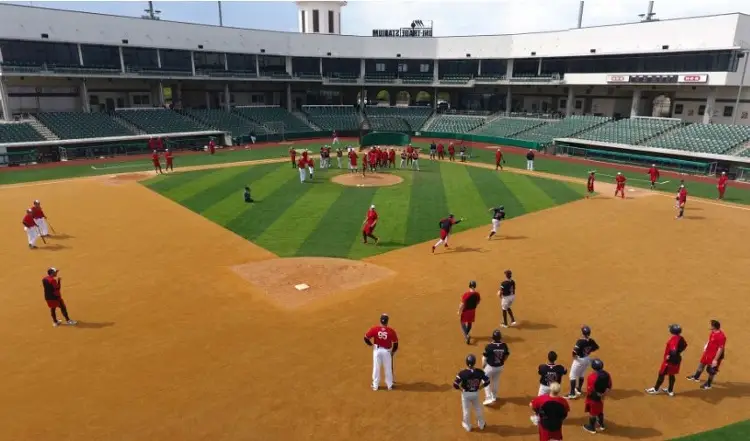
xmin=530 ymin=351 xmax=568 ymax=425
xmin=454 ymin=354 xmax=490 ymax=432
xmin=497 ymin=270 xmax=517 ymax=327
xmin=567 ymin=325 xmax=600 ymax=399
xmin=487 ymin=206 xmax=505 ymax=240
xmin=482 ymin=329 xmax=510 ymax=405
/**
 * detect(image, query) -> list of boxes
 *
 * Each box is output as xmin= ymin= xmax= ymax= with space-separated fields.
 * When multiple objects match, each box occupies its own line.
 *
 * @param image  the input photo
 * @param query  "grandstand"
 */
xmin=115 ymin=109 xmax=209 ymax=134
xmin=36 ymin=112 xmax=134 ymax=139
xmin=303 ymin=105 xmax=360 ymax=131
xmin=476 ymin=117 xmax=549 ymax=138
xmin=233 ymin=106 xmax=312 ymax=133
xmin=514 ymin=116 xmax=611 ymax=145
xmin=571 ymin=117 xmax=684 ymax=146
xmin=184 ymin=109 xmax=268 ymax=137
xmin=643 ymin=123 xmax=750 ymax=155
xmin=427 ymin=115 xmax=486 ymax=133
xmin=364 ymin=107 xmax=432 ymax=131
xmin=0 ymin=122 xmax=45 ymax=143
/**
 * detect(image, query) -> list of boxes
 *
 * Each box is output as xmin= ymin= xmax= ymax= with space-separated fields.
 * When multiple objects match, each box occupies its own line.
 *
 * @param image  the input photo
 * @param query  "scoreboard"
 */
xmin=372 ymin=20 xmax=433 ymax=38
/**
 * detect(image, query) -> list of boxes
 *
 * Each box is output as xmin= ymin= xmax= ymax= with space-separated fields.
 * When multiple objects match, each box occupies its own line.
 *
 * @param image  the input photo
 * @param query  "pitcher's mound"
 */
xmin=232 ymin=257 xmax=395 ymax=309
xmin=331 ymin=173 xmax=403 ymax=187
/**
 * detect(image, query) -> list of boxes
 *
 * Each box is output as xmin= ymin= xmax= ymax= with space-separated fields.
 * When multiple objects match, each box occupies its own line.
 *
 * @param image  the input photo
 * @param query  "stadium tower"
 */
xmin=297 ymin=1 xmax=347 ymax=34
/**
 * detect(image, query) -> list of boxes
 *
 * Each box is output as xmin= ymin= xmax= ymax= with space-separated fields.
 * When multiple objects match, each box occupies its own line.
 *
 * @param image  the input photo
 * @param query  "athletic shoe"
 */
xmin=583 ymin=424 xmax=597 ymax=434
xmin=462 ymin=422 xmax=471 ymax=432
xmin=565 ymin=393 xmax=578 ymax=400
xmin=372 ymin=386 xmax=378 ymax=391
xmin=501 ymin=324 xmax=508 ymax=328
xmin=375 ymin=238 xmax=379 ymax=245
xmin=700 ymin=384 xmax=712 ymax=390
xmin=662 ymin=388 xmax=674 ymax=397
xmin=477 ymin=422 xmax=486 ymax=431
xmin=575 ymin=389 xmax=583 ymax=398
xmin=511 ymin=321 xmax=517 ymax=327
xmin=597 ymin=424 xmax=606 ymax=432
xmin=431 ymin=246 xmax=435 ymax=254
xmin=387 ymin=386 xmax=393 ymax=391
xmin=53 ymin=320 xmax=62 ymax=327
xmin=444 ymin=244 xmax=449 ymax=248
xmin=66 ymin=320 xmax=78 ymax=326
xmin=465 ymin=335 xmax=471 ymax=345
xmin=686 ymin=375 xmax=700 ymax=382
xmin=530 ymin=415 xmax=539 ymax=426
xmin=645 ymin=387 xmax=659 ymax=395
xmin=482 ymin=398 xmax=495 ymax=406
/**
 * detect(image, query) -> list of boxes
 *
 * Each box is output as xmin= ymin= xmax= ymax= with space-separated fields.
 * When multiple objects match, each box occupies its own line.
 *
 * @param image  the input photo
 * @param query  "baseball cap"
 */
xmin=370 ymin=204 xmax=375 ymax=209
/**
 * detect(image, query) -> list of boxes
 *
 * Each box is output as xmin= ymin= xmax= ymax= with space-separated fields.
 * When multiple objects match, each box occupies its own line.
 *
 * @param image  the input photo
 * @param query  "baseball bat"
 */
xmin=48 ymin=220 xmax=57 ymax=234
xmin=37 ymin=227 xmax=47 ymax=244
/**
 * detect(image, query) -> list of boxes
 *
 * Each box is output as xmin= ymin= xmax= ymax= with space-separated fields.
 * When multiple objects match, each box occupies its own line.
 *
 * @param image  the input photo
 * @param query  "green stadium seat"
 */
xmin=439 ymin=75 xmax=471 ymax=85
xmin=401 ymin=74 xmax=434 ymax=84
xmin=572 ymin=118 xmax=683 ymax=145
xmin=303 ymin=105 xmax=359 ymax=131
xmin=643 ymin=123 xmax=750 ymax=155
xmin=116 ymin=109 xmax=209 ymax=134
xmin=364 ymin=106 xmax=433 ymax=131
xmin=428 ymin=115 xmax=485 ymax=133
xmin=476 ymin=117 xmax=548 ymax=138
xmin=364 ymin=73 xmax=396 ymax=83
xmin=184 ymin=109 xmax=268 ymax=137
xmin=515 ymin=116 xmax=611 ymax=144
xmin=36 ymin=112 xmax=135 ymax=139
xmin=0 ymin=122 xmax=45 ymax=143
xmin=233 ymin=106 xmax=312 ymax=133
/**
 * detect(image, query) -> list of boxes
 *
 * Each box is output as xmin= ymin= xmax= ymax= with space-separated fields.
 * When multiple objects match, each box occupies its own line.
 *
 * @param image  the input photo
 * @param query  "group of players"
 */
xmin=428 ymin=140 xmax=470 ymax=162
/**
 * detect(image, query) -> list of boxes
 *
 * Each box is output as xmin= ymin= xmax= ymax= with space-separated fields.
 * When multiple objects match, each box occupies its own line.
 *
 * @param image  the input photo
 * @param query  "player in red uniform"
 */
xmin=582 ymin=359 xmax=612 ymax=434
xmin=388 ymin=148 xmax=396 ymax=168
xmin=208 ymin=138 xmax=216 ymax=155
xmin=614 ymin=172 xmax=626 ymax=199
xmin=332 ymin=130 xmax=339 ymax=145
xmin=586 ymin=171 xmax=595 ymax=199
xmin=458 ymin=280 xmax=480 ymax=344
xmin=362 ymin=204 xmax=379 ymax=245
xmin=380 ymin=148 xmax=389 ymax=169
xmin=406 ymin=145 xmax=414 ymax=167
xmin=151 ymin=150 xmax=163 ymax=174
xmin=22 ymin=208 xmax=40 ymax=249
xmin=348 ymin=149 xmax=358 ymax=174
xmin=364 ymin=313 xmax=398 ymax=391
xmin=686 ymin=320 xmax=727 ymax=390
xmin=437 ymin=142 xmax=445 ymax=160
xmin=646 ymin=324 xmax=688 ymax=396
xmin=647 ymin=164 xmax=660 ymax=190
xmin=368 ymin=148 xmax=377 ymax=172
xmin=675 ymin=184 xmax=687 ymax=219
xmin=31 ymin=200 xmax=50 ymax=237
xmin=495 ymin=148 xmax=505 ymax=171
xmin=297 ymin=157 xmax=308 ymax=183
xmin=432 ymin=214 xmax=464 ymax=253
xmin=448 ymin=143 xmax=456 ymax=161
xmin=530 ymin=382 xmax=570 ymax=441
xmin=717 ymin=171 xmax=729 ymax=200
xmin=164 ymin=149 xmax=174 ymax=172
xmin=289 ymin=148 xmax=297 ymax=169
xmin=43 ymin=268 xmax=77 ymax=327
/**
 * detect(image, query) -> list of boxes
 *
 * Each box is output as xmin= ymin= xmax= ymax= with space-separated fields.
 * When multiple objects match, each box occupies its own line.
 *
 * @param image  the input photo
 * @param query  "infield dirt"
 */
xmin=0 ymin=160 xmax=748 ymax=441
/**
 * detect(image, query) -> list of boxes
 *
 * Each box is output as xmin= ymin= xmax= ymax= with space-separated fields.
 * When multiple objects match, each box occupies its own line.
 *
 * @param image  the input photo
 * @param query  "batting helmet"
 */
xmin=492 ymin=329 xmax=502 ymax=342
xmin=669 ymin=324 xmax=682 ymax=335
xmin=466 ymin=354 xmax=477 ymax=367
xmin=380 ymin=313 xmax=389 ymax=325
xmin=591 ymin=359 xmax=604 ymax=371
xmin=47 ymin=267 xmax=58 ymax=276
xmin=581 ymin=325 xmax=592 ymax=337
xmin=448 ymin=213 xmax=455 ymax=218
xmin=469 ymin=280 xmax=477 ymax=289
xmin=498 ymin=205 xmax=505 ymax=211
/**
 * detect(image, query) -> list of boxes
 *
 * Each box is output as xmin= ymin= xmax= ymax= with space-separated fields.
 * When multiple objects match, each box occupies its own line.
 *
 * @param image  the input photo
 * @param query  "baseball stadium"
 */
xmin=1 ymin=1 xmax=749 ymax=440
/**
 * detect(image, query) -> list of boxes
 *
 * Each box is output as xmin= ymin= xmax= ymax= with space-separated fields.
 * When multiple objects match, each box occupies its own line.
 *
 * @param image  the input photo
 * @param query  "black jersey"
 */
xmin=439 ymin=217 xmax=460 ymax=231
xmin=483 ymin=342 xmax=510 ymax=367
xmin=526 ymin=151 xmax=535 ymax=160
xmin=453 ymin=368 xmax=489 ymax=392
xmin=499 ymin=279 xmax=515 ymax=297
xmin=430 ymin=142 xmax=437 ymax=150
xmin=538 ymin=363 xmax=568 ymax=386
xmin=573 ymin=337 xmax=600 ymax=358
xmin=491 ymin=208 xmax=506 ymax=221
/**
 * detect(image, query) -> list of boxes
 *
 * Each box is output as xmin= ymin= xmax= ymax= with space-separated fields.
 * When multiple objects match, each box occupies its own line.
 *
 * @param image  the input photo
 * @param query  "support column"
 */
xmin=477 ymin=59 xmax=482 ymax=76
xmin=433 ymin=60 xmax=439 ymax=82
xmin=190 ymin=51 xmax=196 ymax=76
xmin=506 ymin=85 xmax=512 ymax=115
xmin=433 ymin=87 xmax=438 ymax=109
xmin=0 ymin=77 xmax=11 ymax=121
xmin=119 ymin=46 xmax=126 ymax=73
xmin=360 ymin=58 xmax=365 ymax=79
xmin=319 ymin=57 xmax=323 ymax=76
xmin=566 ymin=86 xmax=575 ymax=117
xmin=505 ymin=59 xmax=514 ymax=79
xmin=158 ymin=81 xmax=165 ymax=106
xmin=80 ymin=79 xmax=90 ymax=112
xmin=156 ymin=49 xmax=162 ymax=69
xmin=224 ymin=83 xmax=231 ymax=111
xmin=703 ymin=89 xmax=716 ymax=124
xmin=286 ymin=83 xmax=292 ymax=111
xmin=77 ymin=44 xmax=84 ymax=66
xmin=285 ymin=56 xmax=293 ymax=76
xmin=255 ymin=55 xmax=260 ymax=77
xmin=223 ymin=53 xmax=229 ymax=71
xmin=537 ymin=58 xmax=542 ymax=76
xmin=205 ymin=91 xmax=211 ymax=109
xmin=630 ymin=89 xmax=641 ymax=117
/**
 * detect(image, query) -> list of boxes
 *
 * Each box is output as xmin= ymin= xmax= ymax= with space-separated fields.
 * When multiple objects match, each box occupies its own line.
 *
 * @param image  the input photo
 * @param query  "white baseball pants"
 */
xmin=35 ymin=218 xmax=49 ymax=236
xmin=372 ymin=346 xmax=393 ymax=389
xmin=461 ymin=391 xmax=485 ymax=429
xmin=24 ymin=226 xmax=39 ymax=247
xmin=570 ymin=356 xmax=591 ymax=379
xmin=298 ymin=168 xmax=306 ymax=183
xmin=483 ymin=365 xmax=503 ymax=401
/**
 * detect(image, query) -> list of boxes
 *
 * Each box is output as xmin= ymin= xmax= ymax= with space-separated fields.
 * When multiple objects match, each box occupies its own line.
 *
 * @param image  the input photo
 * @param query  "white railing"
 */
xmin=0 ymin=130 xmax=227 ymax=149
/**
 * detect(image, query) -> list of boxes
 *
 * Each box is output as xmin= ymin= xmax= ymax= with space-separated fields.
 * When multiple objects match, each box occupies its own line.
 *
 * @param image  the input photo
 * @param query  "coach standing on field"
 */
xmin=364 ymin=313 xmax=398 ymax=391
xmin=526 ymin=149 xmax=536 ymax=171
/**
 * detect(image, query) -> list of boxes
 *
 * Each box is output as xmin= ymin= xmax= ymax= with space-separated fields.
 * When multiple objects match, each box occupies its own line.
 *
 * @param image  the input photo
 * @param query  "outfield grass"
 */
xmin=671 ymin=420 xmax=750 ymax=440
xmin=143 ymin=159 xmax=586 ymax=259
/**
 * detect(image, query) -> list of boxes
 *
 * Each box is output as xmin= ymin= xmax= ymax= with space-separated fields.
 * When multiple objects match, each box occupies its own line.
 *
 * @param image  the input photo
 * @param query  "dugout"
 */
xmin=360 ymin=131 xmax=411 ymax=147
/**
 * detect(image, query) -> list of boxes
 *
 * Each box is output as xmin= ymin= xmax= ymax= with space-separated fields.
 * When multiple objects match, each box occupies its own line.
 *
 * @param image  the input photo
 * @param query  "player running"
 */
xmin=364 ymin=313 xmax=398 ymax=391
xmin=586 ymin=171 xmax=595 ymax=199
xmin=482 ymin=329 xmax=510 ymax=405
xmin=646 ymin=324 xmax=688 ymax=397
xmin=432 ymin=214 xmax=464 ymax=253
xmin=498 ymin=269 xmax=517 ymax=328
xmin=453 ymin=354 xmax=490 ymax=432
xmin=487 ymin=206 xmax=505 ymax=240
xmin=647 ymin=164 xmax=660 ymax=190
xmin=458 ymin=281 xmax=480 ymax=344
xmin=566 ymin=325 xmax=600 ymax=399
xmin=362 ymin=204 xmax=379 ymax=245
xmin=675 ymin=184 xmax=687 ymax=219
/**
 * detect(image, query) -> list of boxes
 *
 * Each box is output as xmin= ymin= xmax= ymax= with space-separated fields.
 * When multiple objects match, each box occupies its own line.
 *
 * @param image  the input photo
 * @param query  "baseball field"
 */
xmin=0 ymin=140 xmax=748 ymax=441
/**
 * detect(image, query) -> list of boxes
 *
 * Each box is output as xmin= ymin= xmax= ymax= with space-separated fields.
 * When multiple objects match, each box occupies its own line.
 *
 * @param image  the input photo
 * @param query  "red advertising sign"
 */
xmin=678 ymin=74 xmax=708 ymax=83
xmin=606 ymin=75 xmax=630 ymax=83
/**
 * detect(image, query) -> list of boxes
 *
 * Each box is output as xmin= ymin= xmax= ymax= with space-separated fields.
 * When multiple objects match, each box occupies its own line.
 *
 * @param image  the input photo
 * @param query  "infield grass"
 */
xmin=671 ymin=420 xmax=750 ymax=440
xmin=143 ymin=159 xmax=586 ymax=259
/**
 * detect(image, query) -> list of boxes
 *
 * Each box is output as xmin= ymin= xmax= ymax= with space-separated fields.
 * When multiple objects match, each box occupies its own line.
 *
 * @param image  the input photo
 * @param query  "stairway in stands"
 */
xmin=111 ymin=113 xmax=146 ymax=135
xmin=26 ymin=115 xmax=59 ymax=140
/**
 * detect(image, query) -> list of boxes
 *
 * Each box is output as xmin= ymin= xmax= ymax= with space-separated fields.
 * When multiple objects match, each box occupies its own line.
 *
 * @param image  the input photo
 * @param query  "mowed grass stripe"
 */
xmin=348 ymin=171 xmax=415 ymax=259
xmin=254 ymin=182 xmax=344 ymax=257
xmin=144 ymin=168 xmax=222 ymax=195
xmin=200 ymin=164 xmax=293 ymax=225
xmin=180 ymin=164 xmax=278 ymax=213
xmin=296 ymin=186 xmax=378 ymax=257
xmin=405 ymin=167 xmax=449 ymax=245
xmin=440 ymin=162 xmax=490 ymax=226
xmin=169 ymin=167 xmax=251 ymax=203
xmin=465 ymin=165 xmax=526 ymax=221
xmin=225 ymin=176 xmax=314 ymax=241
xmin=532 ymin=177 xmax=586 ymax=205
xmin=498 ymin=173 xmax=557 ymax=213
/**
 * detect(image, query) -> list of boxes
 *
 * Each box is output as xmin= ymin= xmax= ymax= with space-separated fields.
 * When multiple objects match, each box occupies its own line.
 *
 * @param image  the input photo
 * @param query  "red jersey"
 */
xmin=701 ymin=330 xmax=727 ymax=361
xmin=664 ymin=334 xmax=688 ymax=364
xmin=148 ymin=138 xmax=157 ymax=150
xmin=290 ymin=149 xmax=297 ymax=159
xmin=448 ymin=145 xmax=455 ymax=154
xmin=366 ymin=208 xmax=378 ymax=224
xmin=332 ymin=131 xmax=338 ymax=138
xmin=587 ymin=174 xmax=595 ymax=189
xmin=648 ymin=167 xmax=660 ymax=182
xmin=297 ymin=158 xmax=307 ymax=169
xmin=615 ymin=175 xmax=626 ymax=186
xmin=368 ymin=151 xmax=377 ymax=164
xmin=31 ymin=206 xmax=45 ymax=219
xmin=302 ymin=151 xmax=309 ymax=160
xmin=208 ymin=140 xmax=215 ymax=149
xmin=380 ymin=150 xmax=388 ymax=160
xmin=437 ymin=143 xmax=444 ymax=153
xmin=165 ymin=151 xmax=173 ymax=163
xmin=495 ymin=150 xmax=503 ymax=162
xmin=152 ymin=152 xmax=160 ymax=163
xmin=388 ymin=149 xmax=396 ymax=160
xmin=365 ymin=325 xmax=398 ymax=349
xmin=348 ymin=151 xmax=357 ymax=166
xmin=406 ymin=146 xmax=414 ymax=155
xmin=308 ymin=158 xmax=315 ymax=168
xmin=461 ymin=290 xmax=480 ymax=310
xmin=22 ymin=213 xmax=37 ymax=228
xmin=156 ymin=138 xmax=164 ymax=150
xmin=678 ymin=187 xmax=687 ymax=204
xmin=411 ymin=150 xmax=419 ymax=159
xmin=530 ymin=394 xmax=570 ymax=435
xmin=718 ymin=175 xmax=729 ymax=188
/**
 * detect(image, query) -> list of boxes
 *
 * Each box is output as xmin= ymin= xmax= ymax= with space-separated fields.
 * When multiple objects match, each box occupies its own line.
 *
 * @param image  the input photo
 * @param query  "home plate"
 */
xmin=295 ymin=283 xmax=310 ymax=291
